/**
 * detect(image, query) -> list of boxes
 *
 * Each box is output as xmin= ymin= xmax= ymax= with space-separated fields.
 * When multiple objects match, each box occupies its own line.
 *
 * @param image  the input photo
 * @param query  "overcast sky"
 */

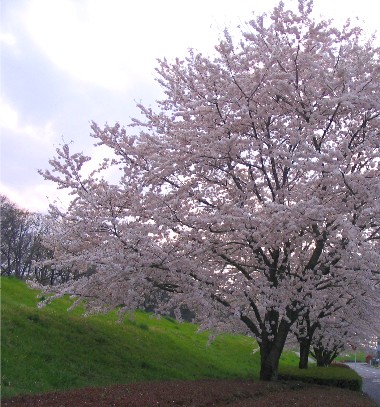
xmin=1 ymin=0 xmax=379 ymax=212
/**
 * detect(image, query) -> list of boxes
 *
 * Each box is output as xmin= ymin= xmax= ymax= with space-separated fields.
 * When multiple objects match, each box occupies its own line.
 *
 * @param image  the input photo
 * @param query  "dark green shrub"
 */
xmin=278 ymin=366 xmax=362 ymax=391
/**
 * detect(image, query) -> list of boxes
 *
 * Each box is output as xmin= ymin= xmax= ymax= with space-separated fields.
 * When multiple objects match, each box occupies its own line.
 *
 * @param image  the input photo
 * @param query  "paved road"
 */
xmin=346 ymin=362 xmax=380 ymax=406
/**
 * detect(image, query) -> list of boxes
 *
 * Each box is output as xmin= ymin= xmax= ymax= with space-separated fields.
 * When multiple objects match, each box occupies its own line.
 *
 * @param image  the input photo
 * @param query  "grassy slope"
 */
xmin=2 ymin=277 xmax=265 ymax=398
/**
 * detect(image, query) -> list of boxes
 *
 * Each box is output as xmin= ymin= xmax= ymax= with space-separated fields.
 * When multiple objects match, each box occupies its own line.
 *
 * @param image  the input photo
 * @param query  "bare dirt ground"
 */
xmin=2 ymin=379 xmax=378 ymax=407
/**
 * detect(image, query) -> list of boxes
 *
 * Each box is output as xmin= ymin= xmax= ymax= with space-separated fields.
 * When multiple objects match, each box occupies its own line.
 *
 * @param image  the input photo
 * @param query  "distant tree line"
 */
xmin=0 ymin=195 xmax=72 ymax=285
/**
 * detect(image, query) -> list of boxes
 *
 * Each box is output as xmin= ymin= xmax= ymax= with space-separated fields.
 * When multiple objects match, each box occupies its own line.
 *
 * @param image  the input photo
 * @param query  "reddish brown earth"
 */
xmin=2 ymin=379 xmax=378 ymax=407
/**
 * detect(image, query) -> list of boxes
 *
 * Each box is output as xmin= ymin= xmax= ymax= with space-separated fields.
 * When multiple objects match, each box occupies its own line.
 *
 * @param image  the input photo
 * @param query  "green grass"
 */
xmin=1 ymin=277 xmax=362 ymax=398
xmin=1 ymin=277 xmax=261 ymax=398
xmin=336 ymin=351 xmax=367 ymax=363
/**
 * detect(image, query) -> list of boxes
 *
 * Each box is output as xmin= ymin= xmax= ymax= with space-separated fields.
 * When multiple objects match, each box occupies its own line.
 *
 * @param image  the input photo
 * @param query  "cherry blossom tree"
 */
xmin=293 ymin=281 xmax=380 ymax=368
xmin=310 ymin=299 xmax=380 ymax=367
xmin=39 ymin=0 xmax=380 ymax=381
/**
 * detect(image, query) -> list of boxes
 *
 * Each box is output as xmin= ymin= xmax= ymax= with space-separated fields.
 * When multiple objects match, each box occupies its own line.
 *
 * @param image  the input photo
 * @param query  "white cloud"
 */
xmin=0 ymin=31 xmax=17 ymax=47
xmin=0 ymin=97 xmax=56 ymax=144
xmin=20 ymin=0 xmax=134 ymax=91
xmin=0 ymin=98 xmax=18 ymax=130
xmin=0 ymin=181 xmax=68 ymax=213
xmin=20 ymin=0 xmax=173 ymax=91
xmin=0 ymin=98 xmax=62 ymax=212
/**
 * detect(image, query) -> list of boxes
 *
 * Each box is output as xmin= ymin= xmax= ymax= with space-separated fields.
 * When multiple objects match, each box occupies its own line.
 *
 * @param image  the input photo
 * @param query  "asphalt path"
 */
xmin=346 ymin=362 xmax=380 ymax=406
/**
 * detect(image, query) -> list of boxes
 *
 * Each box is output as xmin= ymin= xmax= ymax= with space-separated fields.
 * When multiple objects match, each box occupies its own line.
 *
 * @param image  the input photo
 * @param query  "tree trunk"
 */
xmin=299 ymin=337 xmax=312 ymax=369
xmin=259 ymin=319 xmax=290 ymax=381
xmin=312 ymin=346 xmax=339 ymax=367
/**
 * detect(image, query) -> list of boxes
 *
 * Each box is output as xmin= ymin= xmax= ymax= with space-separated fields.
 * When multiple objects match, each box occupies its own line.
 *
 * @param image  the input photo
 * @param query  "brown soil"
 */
xmin=2 ymin=380 xmax=378 ymax=407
